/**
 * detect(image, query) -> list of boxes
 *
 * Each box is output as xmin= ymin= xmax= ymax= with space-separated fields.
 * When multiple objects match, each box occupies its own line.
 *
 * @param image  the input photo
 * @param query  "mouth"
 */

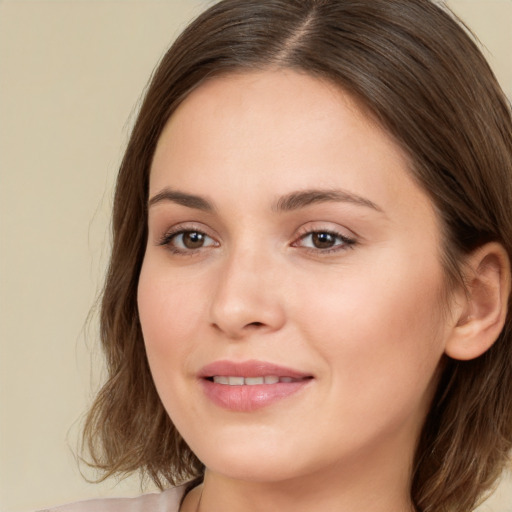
xmin=199 ymin=360 xmax=313 ymax=411
xmin=207 ymin=375 xmax=309 ymax=385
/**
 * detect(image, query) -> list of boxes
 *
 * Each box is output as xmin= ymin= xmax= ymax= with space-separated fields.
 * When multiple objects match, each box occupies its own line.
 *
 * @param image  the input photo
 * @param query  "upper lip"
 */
xmin=198 ymin=359 xmax=312 ymax=379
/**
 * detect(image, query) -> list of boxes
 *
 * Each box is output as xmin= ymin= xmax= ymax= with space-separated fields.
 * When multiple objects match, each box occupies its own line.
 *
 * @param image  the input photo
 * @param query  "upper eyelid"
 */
xmin=157 ymin=222 xmax=214 ymax=237
xmin=294 ymin=222 xmax=357 ymax=239
xmin=156 ymin=223 xmax=217 ymax=246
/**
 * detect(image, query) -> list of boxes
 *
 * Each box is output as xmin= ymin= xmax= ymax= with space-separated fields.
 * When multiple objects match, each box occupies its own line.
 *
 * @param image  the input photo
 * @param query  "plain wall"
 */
xmin=0 ymin=1 xmax=511 ymax=511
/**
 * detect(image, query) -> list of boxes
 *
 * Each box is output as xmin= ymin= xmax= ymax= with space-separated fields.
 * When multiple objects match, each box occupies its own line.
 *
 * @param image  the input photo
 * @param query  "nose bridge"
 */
xmin=209 ymin=240 xmax=285 ymax=338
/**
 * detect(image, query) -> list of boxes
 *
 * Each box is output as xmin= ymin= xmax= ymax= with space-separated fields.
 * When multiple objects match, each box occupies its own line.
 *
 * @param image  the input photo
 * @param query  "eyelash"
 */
xmin=158 ymin=225 xmax=218 ymax=255
xmin=157 ymin=226 xmax=356 ymax=256
xmin=292 ymin=230 xmax=356 ymax=254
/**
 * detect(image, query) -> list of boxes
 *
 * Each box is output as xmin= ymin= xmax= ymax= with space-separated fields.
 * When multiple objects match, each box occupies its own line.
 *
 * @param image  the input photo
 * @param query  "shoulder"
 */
xmin=36 ymin=486 xmax=186 ymax=512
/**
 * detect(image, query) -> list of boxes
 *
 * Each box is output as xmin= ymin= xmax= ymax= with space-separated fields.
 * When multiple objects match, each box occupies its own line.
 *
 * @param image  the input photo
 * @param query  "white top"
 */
xmin=37 ymin=486 xmax=186 ymax=512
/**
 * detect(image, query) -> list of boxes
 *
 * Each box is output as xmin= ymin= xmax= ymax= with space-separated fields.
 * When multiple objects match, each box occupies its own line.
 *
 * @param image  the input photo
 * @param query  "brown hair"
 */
xmin=82 ymin=1 xmax=512 ymax=510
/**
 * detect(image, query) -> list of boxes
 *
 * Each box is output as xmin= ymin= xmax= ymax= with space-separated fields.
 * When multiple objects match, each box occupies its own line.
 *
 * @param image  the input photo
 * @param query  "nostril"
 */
xmin=247 ymin=322 xmax=264 ymax=328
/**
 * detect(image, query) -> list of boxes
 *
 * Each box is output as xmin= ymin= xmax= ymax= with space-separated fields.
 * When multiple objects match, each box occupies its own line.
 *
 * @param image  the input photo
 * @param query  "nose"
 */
xmin=209 ymin=247 xmax=286 ymax=340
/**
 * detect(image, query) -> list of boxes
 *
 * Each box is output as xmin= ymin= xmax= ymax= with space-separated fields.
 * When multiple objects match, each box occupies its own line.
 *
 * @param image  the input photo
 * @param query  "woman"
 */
xmin=44 ymin=0 xmax=512 ymax=511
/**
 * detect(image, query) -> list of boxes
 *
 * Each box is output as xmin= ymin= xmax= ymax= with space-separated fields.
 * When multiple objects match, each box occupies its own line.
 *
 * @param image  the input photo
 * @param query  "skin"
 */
xmin=138 ymin=69 xmax=464 ymax=512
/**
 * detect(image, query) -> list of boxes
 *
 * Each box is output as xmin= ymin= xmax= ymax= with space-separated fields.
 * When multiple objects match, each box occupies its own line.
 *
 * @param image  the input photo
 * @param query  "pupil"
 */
xmin=312 ymin=232 xmax=335 ymax=249
xmin=183 ymin=232 xmax=204 ymax=249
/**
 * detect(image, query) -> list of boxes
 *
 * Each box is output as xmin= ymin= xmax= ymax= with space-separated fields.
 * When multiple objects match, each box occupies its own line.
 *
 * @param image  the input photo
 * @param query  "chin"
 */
xmin=203 ymin=451 xmax=310 ymax=483
xmin=184 ymin=427 xmax=315 ymax=482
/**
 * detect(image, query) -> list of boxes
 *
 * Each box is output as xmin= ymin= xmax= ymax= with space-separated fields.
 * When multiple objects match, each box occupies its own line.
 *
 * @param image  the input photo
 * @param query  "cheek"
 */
xmin=137 ymin=259 xmax=205 ymax=378
xmin=299 ymin=250 xmax=447 ymax=412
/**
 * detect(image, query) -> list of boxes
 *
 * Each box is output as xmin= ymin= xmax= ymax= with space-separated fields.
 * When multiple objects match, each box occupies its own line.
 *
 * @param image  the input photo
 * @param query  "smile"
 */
xmin=210 ymin=376 xmax=305 ymax=385
xmin=199 ymin=360 xmax=313 ymax=411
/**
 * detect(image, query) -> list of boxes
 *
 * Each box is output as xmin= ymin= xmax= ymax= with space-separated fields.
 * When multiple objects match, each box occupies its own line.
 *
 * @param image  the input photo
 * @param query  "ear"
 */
xmin=445 ymin=242 xmax=511 ymax=361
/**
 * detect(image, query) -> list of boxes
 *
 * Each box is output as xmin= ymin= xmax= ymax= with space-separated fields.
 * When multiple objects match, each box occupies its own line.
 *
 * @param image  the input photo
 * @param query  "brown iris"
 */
xmin=311 ymin=232 xmax=336 ymax=249
xmin=181 ymin=231 xmax=206 ymax=249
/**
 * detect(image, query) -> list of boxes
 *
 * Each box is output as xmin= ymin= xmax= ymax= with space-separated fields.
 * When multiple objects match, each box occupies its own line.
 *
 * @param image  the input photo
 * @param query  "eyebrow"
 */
xmin=148 ymin=188 xmax=214 ymax=211
xmin=272 ymin=189 xmax=382 ymax=213
xmin=148 ymin=187 xmax=382 ymax=213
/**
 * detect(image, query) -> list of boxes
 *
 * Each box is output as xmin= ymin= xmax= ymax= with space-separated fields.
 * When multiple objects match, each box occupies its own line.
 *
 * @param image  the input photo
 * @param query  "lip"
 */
xmin=199 ymin=360 xmax=311 ymax=379
xmin=199 ymin=359 xmax=313 ymax=412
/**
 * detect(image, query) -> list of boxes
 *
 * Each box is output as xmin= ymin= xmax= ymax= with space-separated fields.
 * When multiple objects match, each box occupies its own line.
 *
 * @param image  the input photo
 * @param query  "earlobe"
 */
xmin=445 ymin=242 xmax=511 ymax=361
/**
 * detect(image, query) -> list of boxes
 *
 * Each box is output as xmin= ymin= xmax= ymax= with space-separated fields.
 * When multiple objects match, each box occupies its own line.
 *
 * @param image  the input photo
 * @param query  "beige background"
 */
xmin=0 ymin=1 xmax=511 ymax=511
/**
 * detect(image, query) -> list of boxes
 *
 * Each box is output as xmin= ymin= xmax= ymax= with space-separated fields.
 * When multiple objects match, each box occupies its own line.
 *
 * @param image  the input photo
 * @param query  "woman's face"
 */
xmin=138 ymin=70 xmax=456 ymax=484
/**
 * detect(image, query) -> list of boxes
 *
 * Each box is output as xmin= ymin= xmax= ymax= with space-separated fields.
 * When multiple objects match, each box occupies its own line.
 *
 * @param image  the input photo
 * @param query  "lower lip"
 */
xmin=201 ymin=379 xmax=311 ymax=412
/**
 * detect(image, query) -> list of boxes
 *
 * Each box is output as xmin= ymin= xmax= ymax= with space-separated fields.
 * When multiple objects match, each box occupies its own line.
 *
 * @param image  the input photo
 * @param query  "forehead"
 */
xmin=150 ymin=69 xmax=432 ymax=223
xmin=157 ymin=70 xmax=380 ymax=153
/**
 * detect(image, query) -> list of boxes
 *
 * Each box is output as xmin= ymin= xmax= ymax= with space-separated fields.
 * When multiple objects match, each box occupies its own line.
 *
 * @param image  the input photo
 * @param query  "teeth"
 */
xmin=211 ymin=375 xmax=299 ymax=385
xmin=245 ymin=377 xmax=264 ymax=385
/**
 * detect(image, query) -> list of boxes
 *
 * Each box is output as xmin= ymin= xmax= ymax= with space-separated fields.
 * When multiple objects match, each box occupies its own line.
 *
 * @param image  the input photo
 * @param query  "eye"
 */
xmin=294 ymin=230 xmax=355 ymax=252
xmin=159 ymin=229 xmax=218 ymax=253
